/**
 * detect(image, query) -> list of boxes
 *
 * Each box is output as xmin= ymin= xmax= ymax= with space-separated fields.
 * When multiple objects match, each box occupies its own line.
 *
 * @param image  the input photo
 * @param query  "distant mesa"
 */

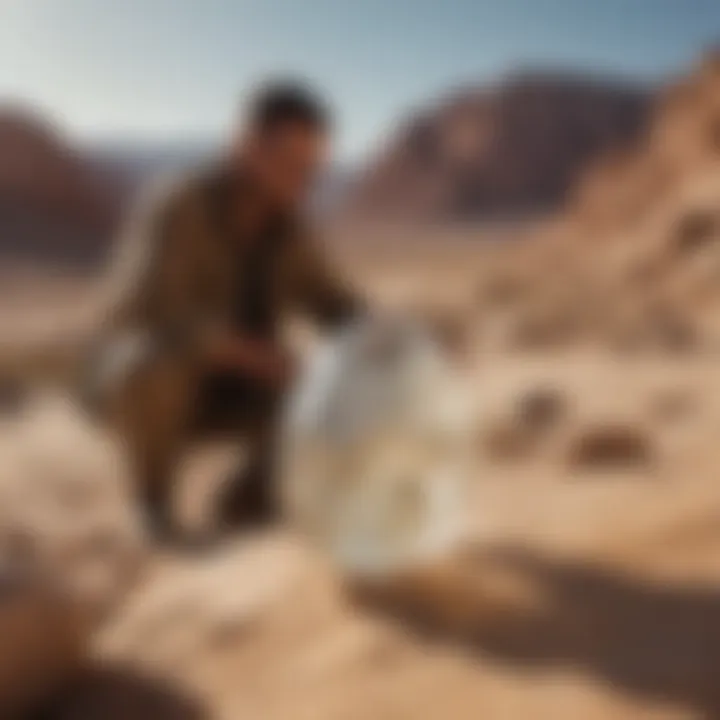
xmin=0 ymin=108 xmax=127 ymax=265
xmin=346 ymin=71 xmax=652 ymax=221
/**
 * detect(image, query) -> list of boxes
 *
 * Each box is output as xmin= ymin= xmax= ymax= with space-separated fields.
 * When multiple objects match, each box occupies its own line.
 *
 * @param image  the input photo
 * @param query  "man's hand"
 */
xmin=206 ymin=334 xmax=294 ymax=387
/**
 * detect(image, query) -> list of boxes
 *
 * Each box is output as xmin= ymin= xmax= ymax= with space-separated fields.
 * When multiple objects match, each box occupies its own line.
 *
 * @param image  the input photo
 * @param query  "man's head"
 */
xmin=235 ymin=80 xmax=331 ymax=210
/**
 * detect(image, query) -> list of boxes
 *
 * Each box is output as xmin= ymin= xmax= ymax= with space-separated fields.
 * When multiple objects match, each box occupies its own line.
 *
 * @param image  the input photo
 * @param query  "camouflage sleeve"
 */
xmin=87 ymin=177 xmax=214 ymax=399
xmin=104 ymin=178 xmax=205 ymax=346
xmin=293 ymin=229 xmax=365 ymax=329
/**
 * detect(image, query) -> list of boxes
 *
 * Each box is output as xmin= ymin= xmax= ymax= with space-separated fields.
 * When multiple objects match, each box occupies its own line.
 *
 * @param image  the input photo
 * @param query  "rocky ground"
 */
xmin=94 ymin=352 xmax=720 ymax=720
xmin=3 ymin=250 xmax=720 ymax=719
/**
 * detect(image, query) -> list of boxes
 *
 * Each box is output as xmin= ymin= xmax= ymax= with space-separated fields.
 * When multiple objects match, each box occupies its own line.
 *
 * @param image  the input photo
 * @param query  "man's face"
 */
xmin=241 ymin=122 xmax=329 ymax=210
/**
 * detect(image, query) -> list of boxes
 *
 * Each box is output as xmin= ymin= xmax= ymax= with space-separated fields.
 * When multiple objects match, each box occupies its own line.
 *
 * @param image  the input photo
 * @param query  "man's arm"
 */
xmin=292 ymin=229 xmax=365 ymax=329
xmin=204 ymin=333 xmax=291 ymax=385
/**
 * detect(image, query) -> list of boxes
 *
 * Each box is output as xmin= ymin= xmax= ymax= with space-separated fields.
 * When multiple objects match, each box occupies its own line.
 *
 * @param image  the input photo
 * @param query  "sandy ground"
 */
xmin=86 ymin=353 xmax=720 ymax=720
xmin=2 ymin=241 xmax=720 ymax=720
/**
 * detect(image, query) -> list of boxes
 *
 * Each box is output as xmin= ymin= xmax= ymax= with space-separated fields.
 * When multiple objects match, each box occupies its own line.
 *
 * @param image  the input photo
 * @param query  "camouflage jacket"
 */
xmin=89 ymin=166 xmax=359 ymax=393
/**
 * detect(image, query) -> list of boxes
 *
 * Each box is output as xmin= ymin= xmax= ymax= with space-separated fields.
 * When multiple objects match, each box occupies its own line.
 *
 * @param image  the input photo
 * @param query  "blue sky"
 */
xmin=0 ymin=0 xmax=718 ymax=160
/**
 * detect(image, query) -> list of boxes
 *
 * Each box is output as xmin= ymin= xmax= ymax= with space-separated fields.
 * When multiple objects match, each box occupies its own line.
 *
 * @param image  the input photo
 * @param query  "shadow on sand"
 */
xmin=359 ymin=546 xmax=720 ymax=717
xmin=33 ymin=663 xmax=207 ymax=720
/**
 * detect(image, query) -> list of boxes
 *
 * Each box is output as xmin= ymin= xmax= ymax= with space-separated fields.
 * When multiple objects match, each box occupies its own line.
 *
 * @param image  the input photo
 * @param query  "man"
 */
xmin=90 ymin=82 xmax=362 ymax=539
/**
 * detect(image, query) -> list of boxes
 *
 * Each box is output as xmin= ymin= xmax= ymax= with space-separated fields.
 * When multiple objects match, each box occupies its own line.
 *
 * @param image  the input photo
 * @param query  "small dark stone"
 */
xmin=568 ymin=422 xmax=653 ymax=470
xmin=672 ymin=209 xmax=718 ymax=257
xmin=517 ymin=387 xmax=567 ymax=432
xmin=0 ymin=379 xmax=27 ymax=416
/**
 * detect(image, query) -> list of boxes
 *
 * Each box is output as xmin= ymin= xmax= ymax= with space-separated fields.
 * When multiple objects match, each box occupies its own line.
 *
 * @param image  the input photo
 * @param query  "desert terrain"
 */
xmin=1 ymin=52 xmax=720 ymax=720
xmin=2 ymin=237 xmax=720 ymax=720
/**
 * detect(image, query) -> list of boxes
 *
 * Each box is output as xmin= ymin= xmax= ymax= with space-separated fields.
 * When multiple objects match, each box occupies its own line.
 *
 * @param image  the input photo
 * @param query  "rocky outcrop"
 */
xmin=474 ymin=51 xmax=720 ymax=352
xmin=348 ymin=72 xmax=651 ymax=221
xmin=0 ymin=109 xmax=127 ymax=265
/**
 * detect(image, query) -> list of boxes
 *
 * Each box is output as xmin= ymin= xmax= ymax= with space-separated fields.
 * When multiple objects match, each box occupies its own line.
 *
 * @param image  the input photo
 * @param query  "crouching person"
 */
xmin=86 ymin=82 xmax=363 ymax=540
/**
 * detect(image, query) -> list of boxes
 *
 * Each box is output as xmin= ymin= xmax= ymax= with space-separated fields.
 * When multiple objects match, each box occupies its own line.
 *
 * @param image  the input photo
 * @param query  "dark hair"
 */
xmin=246 ymin=80 xmax=331 ymax=134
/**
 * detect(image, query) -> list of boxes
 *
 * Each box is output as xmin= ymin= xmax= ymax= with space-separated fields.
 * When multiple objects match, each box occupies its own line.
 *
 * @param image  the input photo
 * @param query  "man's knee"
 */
xmin=106 ymin=357 xmax=198 ymax=493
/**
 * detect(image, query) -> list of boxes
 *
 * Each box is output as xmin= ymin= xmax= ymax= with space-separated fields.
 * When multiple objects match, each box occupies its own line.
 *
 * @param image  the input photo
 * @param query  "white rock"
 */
xmin=0 ymin=393 xmax=146 ymax=620
xmin=280 ymin=315 xmax=475 ymax=579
